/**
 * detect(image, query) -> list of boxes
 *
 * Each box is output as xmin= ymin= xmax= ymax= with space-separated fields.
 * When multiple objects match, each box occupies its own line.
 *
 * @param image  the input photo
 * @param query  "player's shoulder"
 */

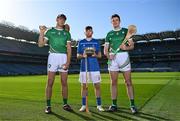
xmin=92 ymin=38 xmax=98 ymax=41
xmin=44 ymin=27 xmax=53 ymax=34
xmin=47 ymin=27 xmax=54 ymax=31
xmin=122 ymin=27 xmax=128 ymax=31
xmin=107 ymin=30 xmax=114 ymax=36
xmin=63 ymin=29 xmax=70 ymax=34
xmin=121 ymin=27 xmax=128 ymax=35
xmin=92 ymin=38 xmax=99 ymax=43
xmin=78 ymin=39 xmax=86 ymax=47
xmin=80 ymin=39 xmax=86 ymax=41
xmin=79 ymin=39 xmax=86 ymax=43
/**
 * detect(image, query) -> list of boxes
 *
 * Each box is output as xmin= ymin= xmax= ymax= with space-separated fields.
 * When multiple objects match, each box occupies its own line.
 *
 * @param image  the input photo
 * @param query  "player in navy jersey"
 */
xmin=77 ymin=26 xmax=104 ymax=112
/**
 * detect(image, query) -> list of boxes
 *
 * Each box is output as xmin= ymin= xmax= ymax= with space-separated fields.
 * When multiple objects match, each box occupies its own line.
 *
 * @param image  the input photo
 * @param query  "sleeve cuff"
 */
xmin=44 ymin=29 xmax=48 ymax=35
xmin=44 ymin=37 xmax=49 ymax=41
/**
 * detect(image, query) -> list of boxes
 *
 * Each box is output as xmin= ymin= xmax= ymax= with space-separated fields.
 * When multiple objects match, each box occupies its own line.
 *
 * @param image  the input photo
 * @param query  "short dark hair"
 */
xmin=57 ymin=14 xmax=67 ymax=21
xmin=111 ymin=14 xmax=120 ymax=21
xmin=85 ymin=26 xmax=93 ymax=31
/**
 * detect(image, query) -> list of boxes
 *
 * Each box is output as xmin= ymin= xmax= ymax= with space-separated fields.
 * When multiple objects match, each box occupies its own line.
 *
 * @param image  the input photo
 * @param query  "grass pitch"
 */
xmin=0 ymin=72 xmax=179 ymax=120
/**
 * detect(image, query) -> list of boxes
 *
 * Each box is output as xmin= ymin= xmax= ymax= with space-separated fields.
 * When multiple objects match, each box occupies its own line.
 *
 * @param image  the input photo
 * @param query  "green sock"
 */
xmin=112 ymin=99 xmax=117 ymax=107
xmin=47 ymin=99 xmax=51 ymax=107
xmin=63 ymin=98 xmax=67 ymax=105
xmin=130 ymin=99 xmax=135 ymax=107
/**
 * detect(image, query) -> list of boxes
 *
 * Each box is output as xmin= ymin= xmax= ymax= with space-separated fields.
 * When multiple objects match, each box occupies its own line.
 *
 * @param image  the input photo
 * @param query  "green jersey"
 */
xmin=44 ymin=27 xmax=71 ymax=53
xmin=105 ymin=28 xmax=128 ymax=53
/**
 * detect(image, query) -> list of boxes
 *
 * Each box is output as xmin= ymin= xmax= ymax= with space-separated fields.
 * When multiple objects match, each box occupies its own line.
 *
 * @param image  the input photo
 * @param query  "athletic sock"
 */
xmin=63 ymin=98 xmax=67 ymax=105
xmin=96 ymin=97 xmax=101 ymax=106
xmin=130 ymin=99 xmax=135 ymax=107
xmin=82 ymin=97 xmax=86 ymax=106
xmin=47 ymin=99 xmax=51 ymax=107
xmin=112 ymin=99 xmax=117 ymax=107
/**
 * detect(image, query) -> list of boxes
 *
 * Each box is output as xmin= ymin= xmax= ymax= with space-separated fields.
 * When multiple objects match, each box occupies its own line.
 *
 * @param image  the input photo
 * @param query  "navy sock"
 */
xmin=82 ymin=97 xmax=86 ymax=106
xmin=96 ymin=97 xmax=101 ymax=106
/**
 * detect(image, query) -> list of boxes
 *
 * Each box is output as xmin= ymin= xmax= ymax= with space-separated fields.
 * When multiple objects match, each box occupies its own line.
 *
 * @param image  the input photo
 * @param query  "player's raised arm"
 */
xmin=120 ymin=38 xmax=134 ymax=50
xmin=119 ymin=25 xmax=136 ymax=51
xmin=38 ymin=25 xmax=48 ymax=47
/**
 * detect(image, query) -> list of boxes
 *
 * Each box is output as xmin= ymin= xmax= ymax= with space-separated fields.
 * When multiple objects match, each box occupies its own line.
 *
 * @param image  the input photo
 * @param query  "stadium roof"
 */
xmin=132 ymin=30 xmax=180 ymax=42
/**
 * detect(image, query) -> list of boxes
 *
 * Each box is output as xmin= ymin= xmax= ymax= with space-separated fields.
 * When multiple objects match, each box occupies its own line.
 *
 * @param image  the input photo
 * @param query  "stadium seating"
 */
xmin=0 ymin=63 xmax=47 ymax=75
xmin=0 ymin=37 xmax=48 ymax=55
xmin=0 ymin=23 xmax=179 ymax=75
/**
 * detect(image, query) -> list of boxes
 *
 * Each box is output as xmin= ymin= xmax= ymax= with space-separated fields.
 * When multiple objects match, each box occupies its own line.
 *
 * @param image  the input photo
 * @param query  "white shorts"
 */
xmin=79 ymin=71 xmax=101 ymax=84
xmin=108 ymin=52 xmax=131 ymax=72
xmin=47 ymin=53 xmax=68 ymax=72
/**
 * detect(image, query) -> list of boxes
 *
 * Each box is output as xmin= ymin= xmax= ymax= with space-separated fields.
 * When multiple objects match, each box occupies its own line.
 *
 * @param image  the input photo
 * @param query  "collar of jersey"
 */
xmin=113 ymin=27 xmax=122 ymax=31
xmin=85 ymin=38 xmax=93 ymax=41
xmin=54 ymin=27 xmax=63 ymax=31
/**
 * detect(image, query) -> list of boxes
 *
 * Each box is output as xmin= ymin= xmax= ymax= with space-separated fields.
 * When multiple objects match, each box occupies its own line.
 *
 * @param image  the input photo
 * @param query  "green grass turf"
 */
xmin=0 ymin=72 xmax=179 ymax=120
xmin=141 ymin=73 xmax=180 ymax=120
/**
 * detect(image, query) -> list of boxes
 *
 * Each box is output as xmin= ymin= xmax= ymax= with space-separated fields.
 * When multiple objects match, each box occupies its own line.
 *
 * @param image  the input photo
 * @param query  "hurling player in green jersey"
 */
xmin=104 ymin=14 xmax=137 ymax=114
xmin=38 ymin=14 xmax=72 ymax=113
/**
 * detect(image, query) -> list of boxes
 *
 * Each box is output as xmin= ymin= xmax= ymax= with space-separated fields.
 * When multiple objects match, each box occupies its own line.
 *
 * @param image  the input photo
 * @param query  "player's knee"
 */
xmin=94 ymin=83 xmax=100 ymax=90
xmin=95 ymin=86 xmax=100 ymax=91
xmin=111 ymin=80 xmax=117 ymax=86
xmin=125 ymin=80 xmax=132 ymax=87
xmin=47 ymin=79 xmax=54 ymax=87
xmin=82 ymin=84 xmax=86 ymax=90
xmin=61 ymin=81 xmax=67 ymax=87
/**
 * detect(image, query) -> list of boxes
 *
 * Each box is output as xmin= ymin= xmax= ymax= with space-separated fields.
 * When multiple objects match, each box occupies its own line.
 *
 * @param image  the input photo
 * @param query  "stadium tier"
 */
xmin=0 ymin=24 xmax=179 ymax=75
xmin=0 ymin=37 xmax=48 ymax=55
xmin=0 ymin=23 xmax=38 ymax=42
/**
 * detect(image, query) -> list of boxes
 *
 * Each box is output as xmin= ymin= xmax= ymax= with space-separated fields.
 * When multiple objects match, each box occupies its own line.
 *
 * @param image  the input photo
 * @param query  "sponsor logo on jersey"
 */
xmin=110 ymin=33 xmax=114 ymax=36
xmin=51 ymin=32 xmax=56 ymax=34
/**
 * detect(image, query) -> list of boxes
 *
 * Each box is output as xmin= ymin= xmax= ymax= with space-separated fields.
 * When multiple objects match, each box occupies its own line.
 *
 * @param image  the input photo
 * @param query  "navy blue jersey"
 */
xmin=77 ymin=38 xmax=101 ymax=72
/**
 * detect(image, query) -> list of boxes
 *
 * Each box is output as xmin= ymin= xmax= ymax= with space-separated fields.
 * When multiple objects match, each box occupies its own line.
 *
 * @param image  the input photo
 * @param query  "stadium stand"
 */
xmin=0 ymin=22 xmax=38 ymax=42
xmin=0 ymin=22 xmax=179 ymax=75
